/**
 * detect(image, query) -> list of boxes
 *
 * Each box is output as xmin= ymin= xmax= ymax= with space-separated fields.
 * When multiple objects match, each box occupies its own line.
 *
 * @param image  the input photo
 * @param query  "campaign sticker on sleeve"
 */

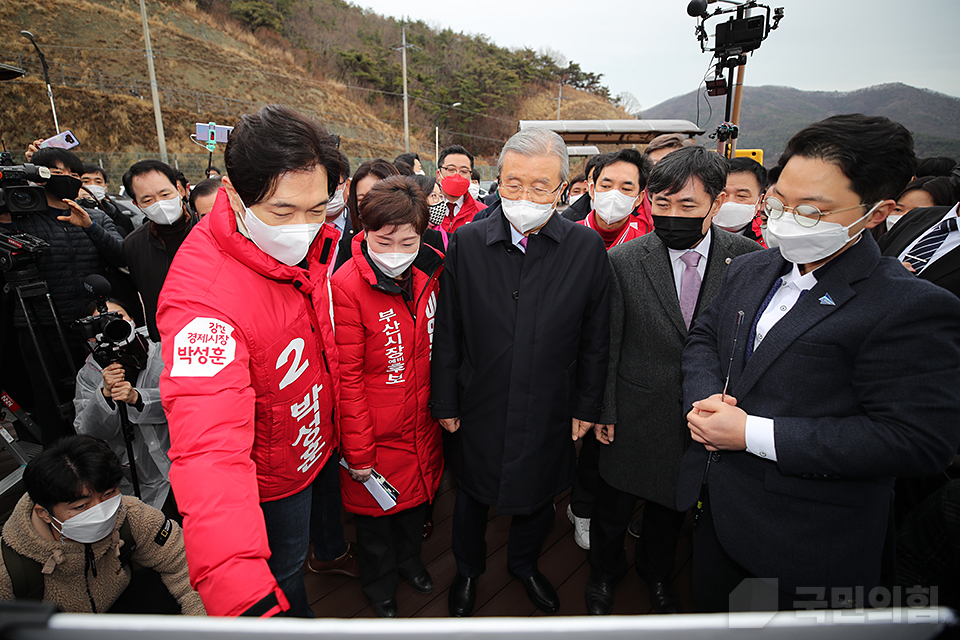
xmin=170 ymin=317 xmax=237 ymax=377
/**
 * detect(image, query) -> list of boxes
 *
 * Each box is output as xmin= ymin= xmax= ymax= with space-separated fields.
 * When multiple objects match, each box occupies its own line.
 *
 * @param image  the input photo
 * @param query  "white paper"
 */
xmin=339 ymin=458 xmax=397 ymax=511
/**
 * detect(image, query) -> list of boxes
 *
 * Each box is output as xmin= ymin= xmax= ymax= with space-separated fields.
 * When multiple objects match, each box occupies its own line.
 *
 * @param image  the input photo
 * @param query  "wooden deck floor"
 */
xmin=305 ymin=471 xmax=695 ymax=618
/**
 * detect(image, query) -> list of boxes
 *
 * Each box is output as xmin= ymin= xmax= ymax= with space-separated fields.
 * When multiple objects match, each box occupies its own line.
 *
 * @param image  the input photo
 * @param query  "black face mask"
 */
xmin=44 ymin=175 xmax=82 ymax=202
xmin=652 ymin=214 xmax=709 ymax=250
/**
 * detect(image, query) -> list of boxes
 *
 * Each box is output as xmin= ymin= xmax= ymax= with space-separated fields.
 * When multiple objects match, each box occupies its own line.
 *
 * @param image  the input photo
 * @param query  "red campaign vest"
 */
xmin=579 ymin=211 xmax=650 ymax=248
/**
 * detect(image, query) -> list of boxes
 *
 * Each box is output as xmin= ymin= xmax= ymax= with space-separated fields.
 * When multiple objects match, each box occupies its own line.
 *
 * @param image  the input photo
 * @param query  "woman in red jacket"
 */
xmin=332 ymin=176 xmax=444 ymax=618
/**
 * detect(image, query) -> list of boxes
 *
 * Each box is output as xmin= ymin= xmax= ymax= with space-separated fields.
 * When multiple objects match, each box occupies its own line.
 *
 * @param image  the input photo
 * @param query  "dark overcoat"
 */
xmin=677 ymin=234 xmax=960 ymax=595
xmin=599 ymin=228 xmax=760 ymax=507
xmin=431 ymin=206 xmax=610 ymax=514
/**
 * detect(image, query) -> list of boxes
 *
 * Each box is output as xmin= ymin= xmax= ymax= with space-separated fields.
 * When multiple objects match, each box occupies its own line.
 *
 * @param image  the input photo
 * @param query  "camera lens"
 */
xmin=12 ymin=188 xmax=41 ymax=210
xmin=103 ymin=318 xmax=133 ymax=343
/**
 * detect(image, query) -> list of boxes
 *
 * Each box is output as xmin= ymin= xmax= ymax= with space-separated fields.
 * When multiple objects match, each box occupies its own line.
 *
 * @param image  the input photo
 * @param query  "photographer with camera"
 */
xmin=78 ymin=164 xmax=135 ymax=237
xmin=122 ymin=160 xmax=199 ymax=343
xmin=73 ymin=298 xmax=172 ymax=514
xmin=1 ymin=146 xmax=126 ymax=447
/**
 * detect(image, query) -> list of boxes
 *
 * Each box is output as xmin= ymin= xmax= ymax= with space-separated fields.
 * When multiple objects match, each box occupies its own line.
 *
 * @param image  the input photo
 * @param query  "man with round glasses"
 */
xmin=677 ymin=114 xmax=960 ymax=612
xmin=435 ymin=144 xmax=483 ymax=234
xmin=431 ymin=127 xmax=610 ymax=617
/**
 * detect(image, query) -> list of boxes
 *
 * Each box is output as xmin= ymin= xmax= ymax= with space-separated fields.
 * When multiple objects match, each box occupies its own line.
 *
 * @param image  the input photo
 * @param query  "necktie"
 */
xmin=447 ymin=202 xmax=457 ymax=218
xmin=519 ymin=236 xmax=527 ymax=253
xmin=904 ymin=217 xmax=958 ymax=273
xmin=679 ymin=252 xmax=701 ymax=329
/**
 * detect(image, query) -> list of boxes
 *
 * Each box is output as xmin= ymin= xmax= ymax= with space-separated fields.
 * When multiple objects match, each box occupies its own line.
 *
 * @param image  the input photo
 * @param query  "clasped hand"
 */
xmin=686 ymin=393 xmax=747 ymax=451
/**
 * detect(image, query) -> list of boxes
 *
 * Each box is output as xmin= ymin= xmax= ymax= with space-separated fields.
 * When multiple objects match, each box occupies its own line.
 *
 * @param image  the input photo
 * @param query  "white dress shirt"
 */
xmin=896 ymin=203 xmax=960 ymax=271
xmin=744 ymin=262 xmax=818 ymax=462
xmin=667 ymin=228 xmax=712 ymax=298
xmin=446 ymin=194 xmax=465 ymax=218
xmin=509 ymin=222 xmax=535 ymax=253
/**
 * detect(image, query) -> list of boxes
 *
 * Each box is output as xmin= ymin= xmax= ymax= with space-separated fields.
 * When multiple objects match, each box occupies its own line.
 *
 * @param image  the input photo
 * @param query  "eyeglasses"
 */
xmin=498 ymin=182 xmax=563 ymax=203
xmin=763 ymin=196 xmax=871 ymax=228
xmin=439 ymin=165 xmax=472 ymax=178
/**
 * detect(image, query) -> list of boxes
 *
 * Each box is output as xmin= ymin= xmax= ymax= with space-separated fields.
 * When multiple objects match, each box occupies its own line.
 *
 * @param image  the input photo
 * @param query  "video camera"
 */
xmin=74 ymin=274 xmax=148 ymax=375
xmin=0 ymin=150 xmax=50 ymax=217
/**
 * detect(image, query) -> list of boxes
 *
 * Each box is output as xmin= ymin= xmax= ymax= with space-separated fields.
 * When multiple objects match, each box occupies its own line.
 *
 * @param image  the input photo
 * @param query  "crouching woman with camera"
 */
xmin=332 ymin=176 xmax=444 ymax=618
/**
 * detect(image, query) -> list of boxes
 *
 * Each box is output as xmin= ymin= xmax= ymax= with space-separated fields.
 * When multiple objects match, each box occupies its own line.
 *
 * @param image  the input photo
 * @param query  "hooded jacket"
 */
xmin=332 ymin=236 xmax=444 ymax=516
xmin=0 ymin=494 xmax=204 ymax=614
xmin=157 ymin=188 xmax=340 ymax=616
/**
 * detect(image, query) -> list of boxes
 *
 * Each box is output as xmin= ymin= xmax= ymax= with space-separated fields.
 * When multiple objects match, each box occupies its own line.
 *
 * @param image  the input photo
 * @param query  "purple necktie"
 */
xmin=519 ymin=236 xmax=528 ymax=252
xmin=679 ymin=251 xmax=701 ymax=329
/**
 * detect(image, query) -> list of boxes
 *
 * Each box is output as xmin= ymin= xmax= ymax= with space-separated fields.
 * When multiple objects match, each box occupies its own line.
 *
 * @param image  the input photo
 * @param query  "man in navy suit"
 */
xmin=678 ymin=114 xmax=960 ymax=612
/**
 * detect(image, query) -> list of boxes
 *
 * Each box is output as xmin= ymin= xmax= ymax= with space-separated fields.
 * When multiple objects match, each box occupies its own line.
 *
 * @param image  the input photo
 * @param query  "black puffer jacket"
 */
xmin=6 ymin=206 xmax=126 ymax=327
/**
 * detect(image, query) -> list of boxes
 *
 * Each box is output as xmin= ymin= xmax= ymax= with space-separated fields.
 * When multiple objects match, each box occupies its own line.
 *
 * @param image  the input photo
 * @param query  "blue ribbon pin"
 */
xmin=819 ymin=293 xmax=835 ymax=306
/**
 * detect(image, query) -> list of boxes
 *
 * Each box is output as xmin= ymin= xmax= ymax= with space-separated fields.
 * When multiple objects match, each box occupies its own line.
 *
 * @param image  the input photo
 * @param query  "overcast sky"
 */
xmin=356 ymin=0 xmax=959 ymax=112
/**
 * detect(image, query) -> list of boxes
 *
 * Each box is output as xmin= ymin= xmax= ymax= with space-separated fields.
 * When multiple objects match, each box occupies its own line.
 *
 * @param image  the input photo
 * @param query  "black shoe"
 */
xmin=644 ymin=577 xmax=681 ymax=614
xmin=371 ymin=597 xmax=398 ymax=618
xmin=512 ymin=571 xmax=559 ymax=613
xmin=628 ymin=514 xmax=642 ymax=539
xmin=448 ymin=574 xmax=477 ymax=617
xmin=584 ymin=576 xmax=615 ymax=615
xmin=405 ymin=569 xmax=434 ymax=594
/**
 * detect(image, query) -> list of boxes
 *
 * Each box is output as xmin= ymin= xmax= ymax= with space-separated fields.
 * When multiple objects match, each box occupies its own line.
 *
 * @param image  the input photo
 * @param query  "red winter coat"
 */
xmin=332 ymin=237 xmax=444 ymax=516
xmin=440 ymin=194 xmax=482 ymax=235
xmin=579 ymin=211 xmax=650 ymax=248
xmin=158 ymin=189 xmax=339 ymax=617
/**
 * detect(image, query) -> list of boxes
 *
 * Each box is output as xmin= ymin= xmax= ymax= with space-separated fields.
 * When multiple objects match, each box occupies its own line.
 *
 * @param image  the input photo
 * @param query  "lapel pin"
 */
xmin=725 ymin=257 xmax=732 ymax=264
xmin=819 ymin=293 xmax=835 ymax=306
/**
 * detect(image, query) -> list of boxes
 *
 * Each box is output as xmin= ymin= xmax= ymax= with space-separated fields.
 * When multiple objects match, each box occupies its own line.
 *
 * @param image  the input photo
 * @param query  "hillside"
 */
xmin=644 ymin=83 xmax=960 ymax=164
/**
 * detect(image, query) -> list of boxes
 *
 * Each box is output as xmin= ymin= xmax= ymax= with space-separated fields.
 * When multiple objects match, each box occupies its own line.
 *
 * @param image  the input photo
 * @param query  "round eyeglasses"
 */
xmin=763 ymin=196 xmax=870 ymax=228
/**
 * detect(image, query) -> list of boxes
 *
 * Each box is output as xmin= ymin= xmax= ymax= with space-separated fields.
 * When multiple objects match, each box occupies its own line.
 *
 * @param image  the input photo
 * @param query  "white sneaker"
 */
xmin=566 ymin=504 xmax=590 ymax=550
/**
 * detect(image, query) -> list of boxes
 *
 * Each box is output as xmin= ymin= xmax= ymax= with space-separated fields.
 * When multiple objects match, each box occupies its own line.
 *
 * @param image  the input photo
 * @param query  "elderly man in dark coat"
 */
xmin=585 ymin=147 xmax=761 ymax=616
xmin=431 ymin=127 xmax=610 ymax=617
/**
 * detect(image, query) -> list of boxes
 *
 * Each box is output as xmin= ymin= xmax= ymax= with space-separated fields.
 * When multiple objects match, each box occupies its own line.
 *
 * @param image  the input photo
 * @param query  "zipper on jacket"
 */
xmin=411 ymin=269 xmax=440 ymax=325
xmin=84 ymin=544 xmax=99 ymax=613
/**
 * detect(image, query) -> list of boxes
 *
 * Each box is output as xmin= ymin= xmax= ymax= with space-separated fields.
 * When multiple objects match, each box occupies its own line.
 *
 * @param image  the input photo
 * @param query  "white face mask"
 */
xmin=593 ymin=189 xmax=637 ymax=225
xmin=50 ymin=493 xmax=121 ymax=544
xmin=767 ymin=202 xmax=880 ymax=264
xmin=501 ymin=197 xmax=557 ymax=234
xmin=468 ymin=183 xmax=481 ymax=200
xmin=714 ymin=202 xmax=757 ymax=232
xmin=367 ymin=245 xmax=419 ymax=279
xmin=568 ymin=193 xmax=585 ymax=206
xmin=885 ymin=214 xmax=904 ymax=231
xmin=414 ymin=170 xmax=425 ymax=176
xmin=85 ymin=185 xmax=107 ymax=201
xmin=326 ymin=186 xmax=346 ymax=219
xmin=760 ymin=223 xmax=779 ymax=248
xmin=141 ymin=196 xmax=183 ymax=225
xmin=240 ymin=198 xmax=322 ymax=266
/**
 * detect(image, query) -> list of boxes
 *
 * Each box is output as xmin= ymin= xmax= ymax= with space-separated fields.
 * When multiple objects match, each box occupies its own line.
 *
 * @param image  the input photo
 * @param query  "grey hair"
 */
xmin=498 ymin=128 xmax=569 ymax=183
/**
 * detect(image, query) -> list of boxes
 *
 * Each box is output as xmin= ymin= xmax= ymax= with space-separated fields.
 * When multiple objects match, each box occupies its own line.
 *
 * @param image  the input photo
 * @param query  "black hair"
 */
xmin=647 ymin=146 xmax=727 ymax=201
xmin=411 ymin=173 xmax=437 ymax=197
xmin=896 ymin=176 xmax=959 ymax=207
xmin=593 ymin=148 xmax=650 ymax=191
xmin=470 ymin=169 xmax=481 ymax=182
xmin=584 ymin=153 xmax=612 ymax=183
xmin=394 ymin=152 xmax=420 ymax=166
xmin=778 ymin=114 xmax=916 ymax=204
xmin=915 ymin=157 xmax=957 ymax=178
xmin=175 ymin=171 xmax=189 ymax=192
xmin=767 ymin=164 xmax=782 ymax=187
xmin=224 ymin=104 xmax=348 ymax=206
xmin=438 ymin=145 xmax=474 ymax=171
xmin=82 ymin=298 xmax=129 ymax=316
xmin=563 ymin=173 xmax=587 ymax=202
xmin=726 ymin=157 xmax=768 ymax=194
xmin=32 ymin=147 xmax=83 ymax=176
xmin=205 ymin=166 xmax=221 ymax=177
xmin=24 ymin=435 xmax=123 ymax=513
xmin=121 ymin=159 xmax=179 ymax=203
xmin=189 ymin=177 xmax=222 ymax=211
xmin=360 ymin=175 xmax=429 ymax=235
xmin=81 ymin=163 xmax=108 ymax=183
xmin=348 ymin=159 xmax=400 ymax=233
xmin=394 ymin=161 xmax=414 ymax=176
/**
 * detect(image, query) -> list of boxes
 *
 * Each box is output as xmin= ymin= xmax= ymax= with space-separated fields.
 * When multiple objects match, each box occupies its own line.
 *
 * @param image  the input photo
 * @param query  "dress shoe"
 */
xmin=643 ymin=576 xmax=681 ymax=614
xmin=628 ymin=514 xmax=642 ymax=539
xmin=512 ymin=571 xmax=559 ymax=613
xmin=307 ymin=541 xmax=360 ymax=578
xmin=371 ymin=597 xmax=398 ymax=618
xmin=404 ymin=569 xmax=434 ymax=594
xmin=584 ymin=576 xmax=614 ymax=615
xmin=448 ymin=574 xmax=478 ymax=617
xmin=422 ymin=518 xmax=434 ymax=540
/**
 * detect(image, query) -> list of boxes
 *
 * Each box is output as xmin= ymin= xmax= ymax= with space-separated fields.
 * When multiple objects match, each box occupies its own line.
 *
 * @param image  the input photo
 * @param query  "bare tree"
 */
xmin=617 ymin=91 xmax=643 ymax=118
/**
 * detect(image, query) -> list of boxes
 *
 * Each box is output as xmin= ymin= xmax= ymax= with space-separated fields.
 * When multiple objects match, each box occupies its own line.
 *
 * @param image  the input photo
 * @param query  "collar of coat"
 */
xmin=484 ymin=204 xmax=567 ymax=247
xmin=350 ymin=229 xmax=444 ymax=294
xmin=207 ymin=188 xmax=339 ymax=296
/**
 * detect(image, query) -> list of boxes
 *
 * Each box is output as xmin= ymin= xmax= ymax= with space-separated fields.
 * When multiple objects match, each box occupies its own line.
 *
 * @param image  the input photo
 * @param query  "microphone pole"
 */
xmin=20 ymin=31 xmax=60 ymax=134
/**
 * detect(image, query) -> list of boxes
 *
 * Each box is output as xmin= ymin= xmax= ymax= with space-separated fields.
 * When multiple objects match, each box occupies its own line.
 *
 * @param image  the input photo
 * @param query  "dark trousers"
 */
xmin=589 ymin=477 xmax=686 ymax=583
xmin=261 ymin=480 xmax=314 ymax=617
xmin=107 ymin=568 xmax=181 ymax=614
xmin=451 ymin=488 xmax=554 ymax=579
xmin=309 ymin=451 xmax=348 ymax=562
xmin=17 ymin=328 xmax=85 ymax=447
xmin=354 ymin=503 xmax=428 ymax=603
xmin=570 ymin=431 xmax=600 ymax=519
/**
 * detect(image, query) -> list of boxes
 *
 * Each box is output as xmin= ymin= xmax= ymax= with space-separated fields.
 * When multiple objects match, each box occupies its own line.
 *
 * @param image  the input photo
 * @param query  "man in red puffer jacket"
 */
xmin=158 ymin=105 xmax=347 ymax=617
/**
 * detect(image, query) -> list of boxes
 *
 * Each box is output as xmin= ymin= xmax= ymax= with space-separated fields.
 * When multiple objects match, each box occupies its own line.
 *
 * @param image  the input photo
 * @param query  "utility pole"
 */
xmin=139 ymin=0 xmax=168 ymax=163
xmin=556 ymin=82 xmax=562 ymax=119
xmin=394 ymin=25 xmax=420 ymax=153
